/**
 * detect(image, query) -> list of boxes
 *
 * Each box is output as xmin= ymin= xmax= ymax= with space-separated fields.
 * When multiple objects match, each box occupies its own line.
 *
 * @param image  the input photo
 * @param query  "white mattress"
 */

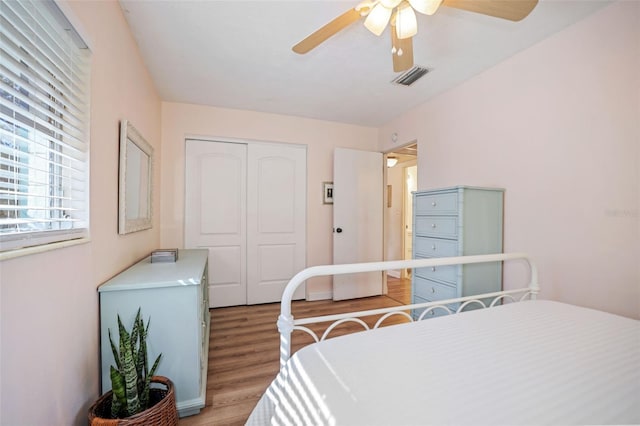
xmin=247 ymin=300 xmax=640 ymax=425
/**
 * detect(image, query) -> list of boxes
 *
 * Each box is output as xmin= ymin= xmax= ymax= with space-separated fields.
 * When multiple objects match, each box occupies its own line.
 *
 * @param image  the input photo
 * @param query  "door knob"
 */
xmin=336 ymin=227 xmax=343 ymax=233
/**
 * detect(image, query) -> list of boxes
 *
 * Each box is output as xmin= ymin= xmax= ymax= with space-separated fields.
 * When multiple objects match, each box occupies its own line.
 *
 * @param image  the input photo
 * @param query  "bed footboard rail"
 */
xmin=277 ymin=253 xmax=538 ymax=369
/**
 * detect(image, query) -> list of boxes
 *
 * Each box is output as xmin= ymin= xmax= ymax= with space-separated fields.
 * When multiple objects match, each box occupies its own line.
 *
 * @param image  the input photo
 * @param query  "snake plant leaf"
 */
xmin=131 ymin=309 xmax=142 ymax=386
xmin=130 ymin=308 xmax=141 ymax=357
xmin=108 ymin=329 xmax=122 ymax=371
xmin=149 ymin=352 xmax=162 ymax=379
xmin=117 ymin=315 xmax=129 ymax=371
xmin=110 ymin=365 xmax=126 ymax=418
xmin=134 ymin=313 xmax=147 ymax=397
xmin=141 ymin=353 xmax=162 ymax=408
xmin=118 ymin=315 xmax=141 ymax=416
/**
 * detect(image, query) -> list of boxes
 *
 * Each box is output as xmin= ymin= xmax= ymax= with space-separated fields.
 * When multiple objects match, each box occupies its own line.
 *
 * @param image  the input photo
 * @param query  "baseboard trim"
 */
xmin=387 ymin=269 xmax=401 ymax=279
xmin=307 ymin=291 xmax=332 ymax=301
xmin=177 ymin=396 xmax=205 ymax=418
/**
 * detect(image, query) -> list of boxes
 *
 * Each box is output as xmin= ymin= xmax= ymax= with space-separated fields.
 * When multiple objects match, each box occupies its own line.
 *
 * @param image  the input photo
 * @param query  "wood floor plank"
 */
xmin=178 ymin=278 xmax=411 ymax=425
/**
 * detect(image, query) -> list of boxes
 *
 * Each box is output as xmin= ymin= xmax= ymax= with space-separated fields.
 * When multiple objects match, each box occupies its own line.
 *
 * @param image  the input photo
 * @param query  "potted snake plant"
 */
xmin=88 ymin=308 xmax=178 ymax=425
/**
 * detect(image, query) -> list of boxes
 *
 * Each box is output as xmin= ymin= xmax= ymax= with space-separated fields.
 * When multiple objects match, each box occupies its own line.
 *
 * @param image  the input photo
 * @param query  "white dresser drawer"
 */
xmin=414 ymin=237 xmax=458 ymax=258
xmin=415 ymin=192 xmax=458 ymax=215
xmin=415 ymin=216 xmax=458 ymax=239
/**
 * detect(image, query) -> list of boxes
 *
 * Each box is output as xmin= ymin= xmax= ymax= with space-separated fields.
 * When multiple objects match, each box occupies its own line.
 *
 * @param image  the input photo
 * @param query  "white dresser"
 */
xmin=98 ymin=249 xmax=210 ymax=417
xmin=412 ymin=186 xmax=504 ymax=319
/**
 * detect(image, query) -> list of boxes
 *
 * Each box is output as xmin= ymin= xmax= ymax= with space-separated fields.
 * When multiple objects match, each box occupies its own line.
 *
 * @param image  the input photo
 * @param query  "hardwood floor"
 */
xmin=179 ymin=278 xmax=412 ymax=426
xmin=386 ymin=275 xmax=411 ymax=305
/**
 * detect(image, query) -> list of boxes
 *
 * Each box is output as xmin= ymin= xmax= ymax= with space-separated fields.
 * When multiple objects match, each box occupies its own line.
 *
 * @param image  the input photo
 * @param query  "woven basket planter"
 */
xmin=88 ymin=376 xmax=178 ymax=426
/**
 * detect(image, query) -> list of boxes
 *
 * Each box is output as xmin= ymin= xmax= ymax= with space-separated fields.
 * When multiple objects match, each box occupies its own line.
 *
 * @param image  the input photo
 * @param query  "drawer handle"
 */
xmin=431 ymin=267 xmax=436 ymax=272
xmin=431 ymin=223 xmax=437 ymax=229
xmin=431 ymin=287 xmax=435 ymax=293
xmin=431 ymin=201 xmax=437 ymax=207
xmin=432 ymin=245 xmax=436 ymax=250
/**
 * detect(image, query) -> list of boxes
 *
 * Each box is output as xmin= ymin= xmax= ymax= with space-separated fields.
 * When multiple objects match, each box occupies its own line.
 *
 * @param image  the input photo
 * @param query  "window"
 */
xmin=0 ymin=0 xmax=90 ymax=254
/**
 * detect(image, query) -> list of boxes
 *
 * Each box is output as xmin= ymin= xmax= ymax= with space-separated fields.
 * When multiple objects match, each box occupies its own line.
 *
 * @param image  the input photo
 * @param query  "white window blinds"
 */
xmin=0 ymin=0 xmax=90 ymax=252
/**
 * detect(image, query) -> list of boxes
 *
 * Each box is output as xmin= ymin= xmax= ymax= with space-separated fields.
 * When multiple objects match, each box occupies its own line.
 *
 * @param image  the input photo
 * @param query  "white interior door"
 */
xmin=333 ymin=148 xmax=383 ymax=300
xmin=185 ymin=140 xmax=247 ymax=308
xmin=247 ymin=143 xmax=306 ymax=304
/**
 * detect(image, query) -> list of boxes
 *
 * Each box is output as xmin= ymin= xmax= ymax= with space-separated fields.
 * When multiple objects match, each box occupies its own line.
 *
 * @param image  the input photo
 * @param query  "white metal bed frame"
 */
xmin=277 ymin=253 xmax=539 ymax=370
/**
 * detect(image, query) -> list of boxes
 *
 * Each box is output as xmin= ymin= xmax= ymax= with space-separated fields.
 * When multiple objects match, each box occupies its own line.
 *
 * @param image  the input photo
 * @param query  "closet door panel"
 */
xmin=256 ymin=156 xmax=296 ymax=233
xmin=247 ymin=143 xmax=306 ymax=304
xmin=199 ymin=155 xmax=243 ymax=235
xmin=185 ymin=140 xmax=247 ymax=308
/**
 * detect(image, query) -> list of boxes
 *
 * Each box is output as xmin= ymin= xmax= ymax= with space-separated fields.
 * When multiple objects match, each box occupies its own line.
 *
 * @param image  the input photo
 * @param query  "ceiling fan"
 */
xmin=292 ymin=0 xmax=539 ymax=72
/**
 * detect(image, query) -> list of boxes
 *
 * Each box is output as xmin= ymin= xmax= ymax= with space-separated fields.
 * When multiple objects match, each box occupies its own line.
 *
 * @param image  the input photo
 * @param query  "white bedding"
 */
xmin=247 ymin=300 xmax=640 ymax=425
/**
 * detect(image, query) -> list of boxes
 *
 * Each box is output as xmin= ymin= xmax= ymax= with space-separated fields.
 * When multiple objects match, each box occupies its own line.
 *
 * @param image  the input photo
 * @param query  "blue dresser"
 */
xmin=412 ymin=186 xmax=504 ymax=319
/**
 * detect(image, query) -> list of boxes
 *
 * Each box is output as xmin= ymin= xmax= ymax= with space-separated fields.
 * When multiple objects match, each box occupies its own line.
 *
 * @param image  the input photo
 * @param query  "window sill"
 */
xmin=0 ymin=237 xmax=91 ymax=261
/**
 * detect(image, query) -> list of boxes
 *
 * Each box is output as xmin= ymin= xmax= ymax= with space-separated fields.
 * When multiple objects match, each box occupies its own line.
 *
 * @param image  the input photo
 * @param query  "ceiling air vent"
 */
xmin=392 ymin=66 xmax=429 ymax=86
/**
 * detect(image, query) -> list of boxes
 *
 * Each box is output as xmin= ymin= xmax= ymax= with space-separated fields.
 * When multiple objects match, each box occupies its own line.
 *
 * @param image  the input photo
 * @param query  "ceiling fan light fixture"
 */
xmin=380 ymin=0 xmax=403 ymax=8
xmin=395 ymin=2 xmax=418 ymax=39
xmin=364 ymin=3 xmax=392 ymax=36
xmin=408 ymin=0 xmax=443 ymax=15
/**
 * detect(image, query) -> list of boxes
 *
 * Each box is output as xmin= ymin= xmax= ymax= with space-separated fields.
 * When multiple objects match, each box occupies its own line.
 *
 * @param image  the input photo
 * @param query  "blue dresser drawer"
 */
xmin=415 ymin=216 xmax=458 ymax=239
xmin=415 ymin=262 xmax=458 ymax=284
xmin=413 ymin=276 xmax=457 ymax=301
xmin=412 ymin=295 xmax=459 ymax=320
xmin=414 ymin=236 xmax=458 ymax=258
xmin=415 ymin=192 xmax=458 ymax=215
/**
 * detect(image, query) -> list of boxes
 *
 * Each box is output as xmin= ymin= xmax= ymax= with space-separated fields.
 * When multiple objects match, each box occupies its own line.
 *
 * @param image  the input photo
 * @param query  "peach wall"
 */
xmin=379 ymin=1 xmax=640 ymax=319
xmin=0 ymin=1 xmax=161 ymax=425
xmin=160 ymin=103 xmax=377 ymax=297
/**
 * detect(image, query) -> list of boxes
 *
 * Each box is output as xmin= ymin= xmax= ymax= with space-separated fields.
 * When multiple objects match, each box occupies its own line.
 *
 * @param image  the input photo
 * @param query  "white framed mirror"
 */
xmin=118 ymin=120 xmax=153 ymax=234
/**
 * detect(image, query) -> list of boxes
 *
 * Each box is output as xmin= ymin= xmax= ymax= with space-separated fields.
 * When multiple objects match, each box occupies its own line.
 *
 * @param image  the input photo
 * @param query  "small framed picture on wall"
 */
xmin=323 ymin=182 xmax=333 ymax=204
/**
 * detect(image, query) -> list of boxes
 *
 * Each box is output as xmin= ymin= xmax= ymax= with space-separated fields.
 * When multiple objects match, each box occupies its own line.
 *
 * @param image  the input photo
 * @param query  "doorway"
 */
xmin=384 ymin=142 xmax=417 ymax=305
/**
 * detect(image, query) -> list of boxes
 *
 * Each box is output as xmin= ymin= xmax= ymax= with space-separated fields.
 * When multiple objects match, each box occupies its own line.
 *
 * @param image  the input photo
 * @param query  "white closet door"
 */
xmin=185 ymin=140 xmax=247 ymax=308
xmin=247 ymin=143 xmax=307 ymax=304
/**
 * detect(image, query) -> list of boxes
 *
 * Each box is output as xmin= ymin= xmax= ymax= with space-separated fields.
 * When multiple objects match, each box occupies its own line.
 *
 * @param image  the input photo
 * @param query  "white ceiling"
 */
xmin=119 ymin=0 xmax=611 ymax=128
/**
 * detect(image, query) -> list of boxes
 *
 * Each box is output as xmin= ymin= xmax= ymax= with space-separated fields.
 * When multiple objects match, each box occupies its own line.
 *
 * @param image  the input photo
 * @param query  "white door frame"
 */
xmin=383 ymin=143 xmax=418 ymax=279
xmin=402 ymin=162 xmax=418 ymax=278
